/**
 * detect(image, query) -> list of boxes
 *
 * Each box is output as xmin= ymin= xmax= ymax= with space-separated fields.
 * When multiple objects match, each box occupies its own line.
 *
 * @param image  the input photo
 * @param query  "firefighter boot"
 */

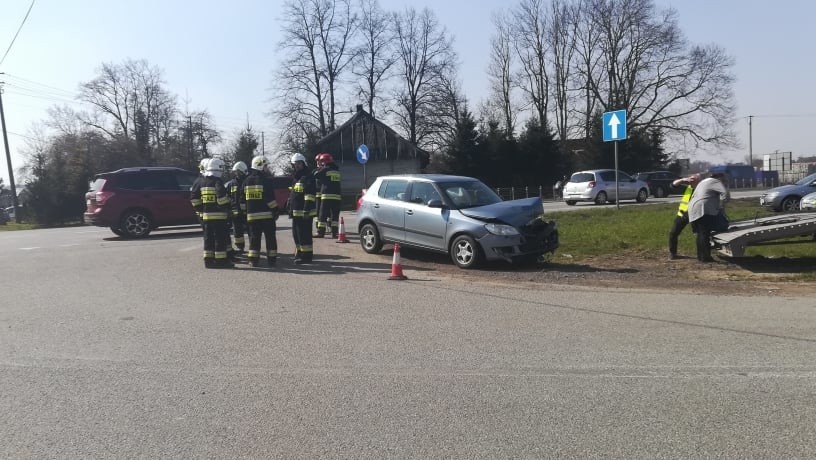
xmin=248 ymin=257 xmax=260 ymax=268
xmin=204 ymin=257 xmax=216 ymax=269
xmin=294 ymin=253 xmax=312 ymax=265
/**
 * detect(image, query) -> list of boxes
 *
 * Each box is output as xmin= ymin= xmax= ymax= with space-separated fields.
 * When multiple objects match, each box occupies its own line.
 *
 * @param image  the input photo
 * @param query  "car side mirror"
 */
xmin=427 ymin=199 xmax=445 ymax=208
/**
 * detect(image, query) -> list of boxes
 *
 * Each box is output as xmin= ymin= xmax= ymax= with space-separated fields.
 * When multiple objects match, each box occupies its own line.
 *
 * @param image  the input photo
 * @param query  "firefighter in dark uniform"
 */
xmin=288 ymin=153 xmax=316 ymax=264
xmin=313 ymin=153 xmax=322 ymax=234
xmin=193 ymin=158 xmax=211 ymax=230
xmin=242 ymin=155 xmax=280 ymax=267
xmin=224 ymin=161 xmax=248 ymax=253
xmin=313 ymin=152 xmax=342 ymax=238
xmin=190 ymin=158 xmax=232 ymax=268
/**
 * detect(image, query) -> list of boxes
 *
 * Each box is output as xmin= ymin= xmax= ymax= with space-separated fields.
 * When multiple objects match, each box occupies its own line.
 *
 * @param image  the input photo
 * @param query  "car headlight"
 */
xmin=485 ymin=223 xmax=520 ymax=236
xmin=802 ymin=196 xmax=816 ymax=205
xmin=765 ymin=191 xmax=779 ymax=199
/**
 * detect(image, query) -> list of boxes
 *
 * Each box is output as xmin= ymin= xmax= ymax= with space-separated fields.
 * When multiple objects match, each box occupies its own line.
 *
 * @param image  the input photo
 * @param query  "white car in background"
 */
xmin=562 ymin=169 xmax=650 ymax=205
xmin=798 ymin=191 xmax=816 ymax=211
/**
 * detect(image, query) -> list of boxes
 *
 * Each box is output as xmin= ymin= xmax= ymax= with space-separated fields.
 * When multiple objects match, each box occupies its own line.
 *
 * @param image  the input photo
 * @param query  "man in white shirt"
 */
xmin=687 ymin=172 xmax=730 ymax=262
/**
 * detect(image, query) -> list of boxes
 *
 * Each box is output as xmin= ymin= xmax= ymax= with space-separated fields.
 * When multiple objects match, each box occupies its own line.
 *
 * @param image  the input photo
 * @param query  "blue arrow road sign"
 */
xmin=356 ymin=144 xmax=369 ymax=164
xmin=602 ymin=110 xmax=627 ymax=142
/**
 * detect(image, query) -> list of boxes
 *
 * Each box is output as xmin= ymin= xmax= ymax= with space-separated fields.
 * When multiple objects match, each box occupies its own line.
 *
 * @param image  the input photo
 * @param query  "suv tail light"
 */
xmin=95 ymin=191 xmax=114 ymax=206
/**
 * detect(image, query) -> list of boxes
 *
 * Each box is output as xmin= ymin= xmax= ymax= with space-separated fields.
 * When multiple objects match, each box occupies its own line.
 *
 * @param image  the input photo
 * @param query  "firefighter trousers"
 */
xmin=247 ymin=218 xmax=277 ymax=261
xmin=292 ymin=216 xmax=313 ymax=261
xmin=316 ymin=199 xmax=341 ymax=236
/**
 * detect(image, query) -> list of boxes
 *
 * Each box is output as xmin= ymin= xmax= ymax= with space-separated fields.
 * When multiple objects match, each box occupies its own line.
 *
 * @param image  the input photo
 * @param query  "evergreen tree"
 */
xmin=442 ymin=108 xmax=482 ymax=179
xmin=227 ymin=127 xmax=260 ymax=167
xmin=517 ymin=119 xmax=566 ymax=187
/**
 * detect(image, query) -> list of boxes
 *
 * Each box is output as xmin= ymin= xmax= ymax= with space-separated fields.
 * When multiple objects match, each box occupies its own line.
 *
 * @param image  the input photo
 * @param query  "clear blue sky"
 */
xmin=1 ymin=0 xmax=815 ymax=186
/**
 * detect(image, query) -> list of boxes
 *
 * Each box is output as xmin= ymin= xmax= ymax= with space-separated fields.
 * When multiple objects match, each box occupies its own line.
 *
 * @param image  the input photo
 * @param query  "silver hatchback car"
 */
xmin=563 ymin=169 xmax=650 ymax=205
xmin=357 ymin=174 xmax=559 ymax=268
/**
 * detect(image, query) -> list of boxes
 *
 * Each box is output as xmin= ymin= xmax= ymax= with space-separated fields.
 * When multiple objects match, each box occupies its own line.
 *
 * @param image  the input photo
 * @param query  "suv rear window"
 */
xmin=89 ymin=178 xmax=107 ymax=192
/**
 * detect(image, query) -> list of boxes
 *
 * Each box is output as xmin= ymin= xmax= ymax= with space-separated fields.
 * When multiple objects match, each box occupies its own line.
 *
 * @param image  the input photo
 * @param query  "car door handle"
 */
xmin=373 ymin=203 xmax=380 ymax=208
xmin=405 ymin=210 xmax=414 ymax=215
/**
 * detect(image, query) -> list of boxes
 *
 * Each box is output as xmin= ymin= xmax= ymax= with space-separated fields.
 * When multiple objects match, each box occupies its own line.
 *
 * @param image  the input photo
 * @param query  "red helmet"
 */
xmin=318 ymin=153 xmax=334 ymax=164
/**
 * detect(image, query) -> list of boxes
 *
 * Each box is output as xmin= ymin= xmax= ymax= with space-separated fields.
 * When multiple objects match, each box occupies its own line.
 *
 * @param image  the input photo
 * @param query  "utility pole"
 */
xmin=0 ymin=77 xmax=21 ymax=223
xmin=261 ymin=131 xmax=265 ymax=155
xmin=748 ymin=115 xmax=754 ymax=168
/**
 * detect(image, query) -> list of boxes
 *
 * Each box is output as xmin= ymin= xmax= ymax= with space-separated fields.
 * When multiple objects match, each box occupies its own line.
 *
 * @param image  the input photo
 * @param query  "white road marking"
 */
xmin=19 ymin=247 xmax=41 ymax=251
xmin=58 ymin=244 xmax=80 ymax=247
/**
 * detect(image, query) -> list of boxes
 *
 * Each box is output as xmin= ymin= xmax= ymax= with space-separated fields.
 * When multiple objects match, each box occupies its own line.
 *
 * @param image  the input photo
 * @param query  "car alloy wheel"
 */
xmin=781 ymin=196 xmax=800 ymax=212
xmin=636 ymin=188 xmax=649 ymax=203
xmin=451 ymin=234 xmax=480 ymax=269
xmin=120 ymin=210 xmax=152 ymax=238
xmin=359 ymin=223 xmax=383 ymax=254
xmin=594 ymin=191 xmax=608 ymax=205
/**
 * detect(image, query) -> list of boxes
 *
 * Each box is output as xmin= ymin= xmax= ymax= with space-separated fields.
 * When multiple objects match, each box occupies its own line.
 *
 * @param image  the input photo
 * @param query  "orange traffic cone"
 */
xmin=335 ymin=216 xmax=348 ymax=243
xmin=388 ymin=243 xmax=408 ymax=280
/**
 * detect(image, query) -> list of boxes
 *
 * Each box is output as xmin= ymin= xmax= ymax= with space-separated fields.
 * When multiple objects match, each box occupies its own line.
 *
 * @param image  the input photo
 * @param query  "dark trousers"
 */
xmin=247 ymin=219 xmax=277 ymax=261
xmin=292 ymin=216 xmax=313 ymax=260
xmin=231 ymin=214 xmax=246 ymax=249
xmin=691 ymin=214 xmax=716 ymax=261
xmin=317 ymin=199 xmax=341 ymax=235
xmin=668 ymin=211 xmax=689 ymax=255
xmin=203 ymin=220 xmax=229 ymax=262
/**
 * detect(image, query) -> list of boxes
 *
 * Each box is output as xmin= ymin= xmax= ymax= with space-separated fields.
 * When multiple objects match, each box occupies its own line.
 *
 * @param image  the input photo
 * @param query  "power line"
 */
xmin=0 ymin=0 xmax=36 ymax=68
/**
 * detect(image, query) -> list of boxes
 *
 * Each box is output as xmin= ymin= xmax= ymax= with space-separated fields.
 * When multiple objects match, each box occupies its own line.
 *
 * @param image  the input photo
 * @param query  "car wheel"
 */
xmin=119 ymin=209 xmax=153 ymax=238
xmin=654 ymin=186 xmax=665 ymax=198
xmin=565 ymin=200 xmax=576 ymax=206
xmin=359 ymin=222 xmax=383 ymax=254
xmin=110 ymin=226 xmax=125 ymax=237
xmin=450 ymin=234 xmax=481 ymax=269
xmin=594 ymin=191 xmax=608 ymax=205
xmin=781 ymin=196 xmax=800 ymax=212
xmin=636 ymin=188 xmax=649 ymax=203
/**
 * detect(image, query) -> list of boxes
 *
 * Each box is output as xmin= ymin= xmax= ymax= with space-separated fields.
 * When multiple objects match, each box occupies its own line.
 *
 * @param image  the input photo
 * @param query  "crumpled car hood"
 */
xmin=459 ymin=197 xmax=544 ymax=227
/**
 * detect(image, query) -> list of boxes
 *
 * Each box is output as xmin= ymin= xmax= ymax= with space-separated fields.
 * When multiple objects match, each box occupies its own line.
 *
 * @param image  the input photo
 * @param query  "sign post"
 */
xmin=602 ymin=110 xmax=627 ymax=210
xmin=356 ymin=144 xmax=369 ymax=189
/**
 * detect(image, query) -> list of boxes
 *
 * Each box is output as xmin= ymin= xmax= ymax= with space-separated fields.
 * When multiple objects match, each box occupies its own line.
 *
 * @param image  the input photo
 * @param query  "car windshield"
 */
xmin=438 ymin=180 xmax=502 ymax=209
xmin=794 ymin=172 xmax=816 ymax=186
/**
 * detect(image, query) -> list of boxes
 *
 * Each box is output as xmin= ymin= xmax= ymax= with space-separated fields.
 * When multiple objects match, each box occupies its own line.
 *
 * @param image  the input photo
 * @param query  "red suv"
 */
xmin=84 ymin=167 xmax=201 ymax=238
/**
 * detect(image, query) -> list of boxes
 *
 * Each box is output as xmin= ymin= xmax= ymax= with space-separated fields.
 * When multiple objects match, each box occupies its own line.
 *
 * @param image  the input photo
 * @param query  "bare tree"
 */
xmin=391 ymin=7 xmax=457 ymax=148
xmin=275 ymin=0 xmax=357 ymax=138
xmin=314 ymin=0 xmax=357 ymax=131
xmin=76 ymin=59 xmax=176 ymax=155
xmin=512 ymin=0 xmax=551 ymax=128
xmin=571 ymin=0 xmax=604 ymax=138
xmin=485 ymin=11 xmax=516 ymax=137
xmin=582 ymin=0 xmax=737 ymax=148
xmin=548 ymin=0 xmax=578 ymax=141
xmin=276 ymin=0 xmax=329 ymax=137
xmin=352 ymin=0 xmax=396 ymax=118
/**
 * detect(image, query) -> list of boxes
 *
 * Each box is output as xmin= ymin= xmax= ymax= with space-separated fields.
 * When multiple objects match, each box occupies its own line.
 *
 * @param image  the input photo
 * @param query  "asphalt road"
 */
xmin=1 ymin=218 xmax=814 ymax=458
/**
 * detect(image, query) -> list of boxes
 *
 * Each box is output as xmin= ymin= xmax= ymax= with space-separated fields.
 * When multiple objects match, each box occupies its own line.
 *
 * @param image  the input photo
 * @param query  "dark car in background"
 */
xmin=357 ymin=174 xmax=559 ymax=269
xmin=634 ymin=171 xmax=681 ymax=198
xmin=84 ymin=167 xmax=201 ymax=238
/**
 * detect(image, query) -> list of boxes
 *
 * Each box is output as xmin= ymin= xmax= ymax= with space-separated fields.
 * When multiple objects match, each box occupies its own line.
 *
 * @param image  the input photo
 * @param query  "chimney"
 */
xmin=356 ymin=104 xmax=364 ymax=113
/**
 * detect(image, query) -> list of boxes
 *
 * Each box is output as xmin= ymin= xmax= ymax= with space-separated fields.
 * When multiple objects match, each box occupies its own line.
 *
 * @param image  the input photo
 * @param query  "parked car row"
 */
xmin=759 ymin=171 xmax=816 ymax=212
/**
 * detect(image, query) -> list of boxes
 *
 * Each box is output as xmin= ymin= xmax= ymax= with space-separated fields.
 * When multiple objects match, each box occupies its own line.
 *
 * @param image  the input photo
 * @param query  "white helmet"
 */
xmin=198 ymin=158 xmax=211 ymax=173
xmin=251 ymin=155 xmax=268 ymax=171
xmin=205 ymin=158 xmax=225 ymax=177
xmin=291 ymin=153 xmax=307 ymax=165
xmin=232 ymin=161 xmax=248 ymax=174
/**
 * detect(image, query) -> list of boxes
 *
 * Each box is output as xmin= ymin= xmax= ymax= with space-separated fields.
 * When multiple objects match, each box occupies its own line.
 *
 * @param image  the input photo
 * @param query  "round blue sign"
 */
xmin=356 ymin=144 xmax=369 ymax=164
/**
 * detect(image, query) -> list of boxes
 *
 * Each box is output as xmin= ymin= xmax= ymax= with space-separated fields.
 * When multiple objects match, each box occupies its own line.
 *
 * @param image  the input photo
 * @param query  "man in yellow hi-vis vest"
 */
xmin=668 ymin=174 xmax=701 ymax=260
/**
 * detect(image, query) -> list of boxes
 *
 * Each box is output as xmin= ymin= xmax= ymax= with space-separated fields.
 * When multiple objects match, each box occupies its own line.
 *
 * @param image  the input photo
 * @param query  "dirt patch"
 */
xmin=390 ymin=246 xmax=816 ymax=297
